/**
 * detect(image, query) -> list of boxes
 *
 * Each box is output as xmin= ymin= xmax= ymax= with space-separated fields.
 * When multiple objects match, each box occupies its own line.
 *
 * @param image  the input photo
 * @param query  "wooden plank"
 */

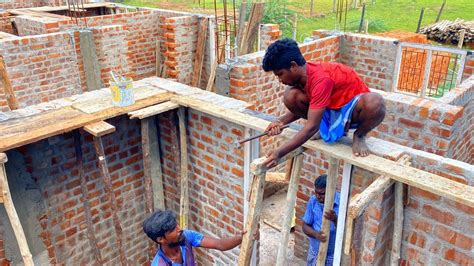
xmin=237 ymin=173 xmax=266 ymax=266
xmin=141 ymin=117 xmax=165 ymax=212
xmin=83 ymin=121 xmax=115 ymax=137
xmin=73 ymin=131 xmax=102 ymax=264
xmin=128 ymin=101 xmax=179 ymax=119
xmin=317 ymin=157 xmax=339 ymax=265
xmin=0 ymin=55 xmax=19 ymax=110
xmin=0 ymin=92 xmax=174 ymax=152
xmin=239 ymin=3 xmax=265 ymax=55
xmin=333 ymin=162 xmax=353 ymax=266
xmin=391 ymin=157 xmax=411 ymax=265
xmin=348 ymin=155 xmax=411 ymax=219
xmin=92 ymin=135 xmax=127 ymax=265
xmin=276 ymin=154 xmax=303 ymax=266
xmin=0 ymin=158 xmax=34 ymax=266
xmin=250 ymin=146 xmax=304 ymax=175
xmin=178 ymin=107 xmax=189 ymax=229
xmin=191 ymin=17 xmax=208 ymax=87
xmin=390 ymin=182 xmax=404 ymax=265
xmin=265 ymin=172 xmax=287 ymax=182
xmin=170 ymin=95 xmax=474 ymax=208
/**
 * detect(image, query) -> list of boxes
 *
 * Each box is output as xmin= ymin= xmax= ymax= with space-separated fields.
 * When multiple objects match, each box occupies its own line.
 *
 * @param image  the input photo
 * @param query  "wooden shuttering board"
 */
xmin=0 ymin=92 xmax=174 ymax=152
xmin=84 ymin=121 xmax=116 ymax=137
xmin=170 ymin=95 xmax=474 ymax=207
xmin=128 ymin=101 xmax=179 ymax=119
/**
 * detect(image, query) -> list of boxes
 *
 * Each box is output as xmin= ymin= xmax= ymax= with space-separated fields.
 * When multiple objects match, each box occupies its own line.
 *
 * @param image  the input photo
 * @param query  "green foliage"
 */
xmin=261 ymin=0 xmax=296 ymax=37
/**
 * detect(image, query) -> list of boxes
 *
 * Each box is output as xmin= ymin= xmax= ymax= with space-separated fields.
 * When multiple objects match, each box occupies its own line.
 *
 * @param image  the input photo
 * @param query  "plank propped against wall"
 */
xmin=191 ymin=17 xmax=208 ymax=87
xmin=83 ymin=121 xmax=127 ymax=265
xmin=178 ymin=107 xmax=189 ymax=229
xmin=0 ymin=55 xmax=19 ymax=110
xmin=0 ymin=153 xmax=34 ymax=266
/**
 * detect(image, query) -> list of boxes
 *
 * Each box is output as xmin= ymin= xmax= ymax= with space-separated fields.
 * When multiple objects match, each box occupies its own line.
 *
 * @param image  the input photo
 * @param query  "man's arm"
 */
xmin=302 ymin=223 xmax=327 ymax=243
xmin=264 ymin=108 xmax=325 ymax=168
xmin=199 ymin=233 xmax=244 ymax=251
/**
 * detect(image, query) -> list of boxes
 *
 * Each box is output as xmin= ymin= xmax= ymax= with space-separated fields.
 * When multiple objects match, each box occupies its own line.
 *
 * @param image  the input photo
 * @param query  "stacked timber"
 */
xmin=420 ymin=19 xmax=474 ymax=45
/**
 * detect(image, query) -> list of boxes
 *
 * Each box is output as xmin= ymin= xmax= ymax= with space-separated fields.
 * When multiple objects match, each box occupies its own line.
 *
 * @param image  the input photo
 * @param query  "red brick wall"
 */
xmin=293 ymin=139 xmax=473 ymax=265
xmin=158 ymin=109 xmax=245 ymax=265
xmin=91 ymin=25 xmax=131 ymax=86
xmin=260 ymin=24 xmax=281 ymax=51
xmin=340 ymin=33 xmax=398 ymax=91
xmin=0 ymin=12 xmax=15 ymax=35
xmin=2 ymin=116 xmax=149 ymax=264
xmin=0 ymin=33 xmax=82 ymax=111
xmin=0 ymin=0 xmax=66 ymax=9
xmin=462 ymin=54 xmax=474 ymax=81
xmin=371 ymin=90 xmax=463 ymax=157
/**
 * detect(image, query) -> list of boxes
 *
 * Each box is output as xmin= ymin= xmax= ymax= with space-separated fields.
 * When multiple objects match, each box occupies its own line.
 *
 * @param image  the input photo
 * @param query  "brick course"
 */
xmin=0 ymin=32 xmax=82 ymax=111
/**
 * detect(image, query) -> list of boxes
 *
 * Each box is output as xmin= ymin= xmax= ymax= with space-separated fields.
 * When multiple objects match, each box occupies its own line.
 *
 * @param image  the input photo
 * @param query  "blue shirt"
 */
xmin=302 ymin=193 xmax=340 ymax=260
xmin=151 ymin=230 xmax=204 ymax=266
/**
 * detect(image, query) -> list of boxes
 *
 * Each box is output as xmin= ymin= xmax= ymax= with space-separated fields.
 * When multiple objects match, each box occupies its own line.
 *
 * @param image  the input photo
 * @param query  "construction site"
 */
xmin=0 ymin=1 xmax=472 ymax=265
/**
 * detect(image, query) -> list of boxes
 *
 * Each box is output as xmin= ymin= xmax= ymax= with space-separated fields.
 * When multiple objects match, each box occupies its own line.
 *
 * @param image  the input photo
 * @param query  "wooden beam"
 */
xmin=170 ymin=95 xmax=474 ymax=207
xmin=276 ymin=153 xmax=304 ymax=265
xmin=238 ymin=173 xmax=266 ymax=266
xmin=263 ymin=219 xmax=281 ymax=231
xmin=90 ymin=134 xmax=127 ymax=265
xmin=333 ymin=162 xmax=353 ymax=266
xmin=178 ymin=107 xmax=189 ymax=229
xmin=191 ymin=17 xmax=208 ymax=87
xmin=128 ymin=101 xmax=179 ymax=119
xmin=265 ymin=172 xmax=287 ymax=182
xmin=0 ymin=92 xmax=173 ymax=152
xmin=73 ymin=131 xmax=102 ymax=264
xmin=391 ymin=157 xmax=411 ymax=265
xmin=250 ymin=146 xmax=304 ymax=175
xmin=141 ymin=117 xmax=165 ymax=212
xmin=83 ymin=121 xmax=116 ymax=137
xmin=0 ymin=155 xmax=34 ymax=266
xmin=317 ymin=157 xmax=339 ymax=265
xmin=0 ymin=55 xmax=19 ymax=110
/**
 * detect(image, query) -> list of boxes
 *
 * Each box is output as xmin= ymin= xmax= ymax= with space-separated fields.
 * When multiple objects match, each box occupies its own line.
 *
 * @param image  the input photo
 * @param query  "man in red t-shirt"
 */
xmin=261 ymin=38 xmax=385 ymax=167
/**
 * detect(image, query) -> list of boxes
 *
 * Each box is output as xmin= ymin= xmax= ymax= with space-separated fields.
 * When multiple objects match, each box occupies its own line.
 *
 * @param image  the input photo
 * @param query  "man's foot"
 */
xmin=353 ymin=135 xmax=370 ymax=157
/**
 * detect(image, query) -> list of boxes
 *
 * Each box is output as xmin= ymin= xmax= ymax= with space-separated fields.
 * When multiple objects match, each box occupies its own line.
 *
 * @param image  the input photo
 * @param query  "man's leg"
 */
xmin=283 ymin=88 xmax=322 ymax=140
xmin=350 ymin=92 xmax=385 ymax=156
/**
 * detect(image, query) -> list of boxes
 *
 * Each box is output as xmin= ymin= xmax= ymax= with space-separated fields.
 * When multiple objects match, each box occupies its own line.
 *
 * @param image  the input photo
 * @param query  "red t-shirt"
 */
xmin=304 ymin=62 xmax=370 ymax=109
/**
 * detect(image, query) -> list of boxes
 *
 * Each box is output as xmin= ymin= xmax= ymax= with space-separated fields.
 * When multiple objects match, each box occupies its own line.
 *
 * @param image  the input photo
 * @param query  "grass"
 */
xmin=122 ymin=0 xmax=474 ymax=40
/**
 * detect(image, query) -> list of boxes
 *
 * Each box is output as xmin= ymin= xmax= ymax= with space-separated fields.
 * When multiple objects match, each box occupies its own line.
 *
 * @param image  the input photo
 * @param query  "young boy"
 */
xmin=261 ymin=38 xmax=385 ymax=168
xmin=302 ymin=175 xmax=340 ymax=266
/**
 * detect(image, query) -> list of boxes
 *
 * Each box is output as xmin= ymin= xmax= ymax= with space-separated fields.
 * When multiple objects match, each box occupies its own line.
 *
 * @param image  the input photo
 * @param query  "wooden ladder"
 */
xmin=0 ymin=153 xmax=34 ymax=266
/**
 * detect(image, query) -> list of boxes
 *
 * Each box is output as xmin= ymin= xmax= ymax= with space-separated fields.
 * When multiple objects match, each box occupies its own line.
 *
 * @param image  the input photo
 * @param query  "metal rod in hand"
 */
xmin=238 ymin=124 xmax=290 ymax=145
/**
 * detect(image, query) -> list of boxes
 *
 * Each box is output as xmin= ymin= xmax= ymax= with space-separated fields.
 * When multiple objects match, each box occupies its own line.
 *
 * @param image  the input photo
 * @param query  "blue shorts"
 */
xmin=319 ymin=95 xmax=361 ymax=143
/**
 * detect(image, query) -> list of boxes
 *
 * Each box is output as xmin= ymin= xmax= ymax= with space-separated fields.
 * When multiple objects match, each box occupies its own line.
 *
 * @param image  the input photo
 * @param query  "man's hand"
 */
xmin=262 ymin=150 xmax=282 ymax=168
xmin=265 ymin=120 xmax=285 ymax=136
xmin=324 ymin=210 xmax=337 ymax=223
xmin=316 ymin=231 xmax=327 ymax=243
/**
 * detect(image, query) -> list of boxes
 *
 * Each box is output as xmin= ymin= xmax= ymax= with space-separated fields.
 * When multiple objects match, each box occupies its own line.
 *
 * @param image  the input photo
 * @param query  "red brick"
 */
xmin=422 ymin=205 xmax=455 ymax=225
xmin=435 ymin=225 xmax=472 ymax=250
xmin=399 ymin=118 xmax=424 ymax=129
xmin=444 ymin=248 xmax=471 ymax=264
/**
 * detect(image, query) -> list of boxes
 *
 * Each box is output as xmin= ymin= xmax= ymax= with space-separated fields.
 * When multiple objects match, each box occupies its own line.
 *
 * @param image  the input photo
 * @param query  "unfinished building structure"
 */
xmin=0 ymin=2 xmax=472 ymax=266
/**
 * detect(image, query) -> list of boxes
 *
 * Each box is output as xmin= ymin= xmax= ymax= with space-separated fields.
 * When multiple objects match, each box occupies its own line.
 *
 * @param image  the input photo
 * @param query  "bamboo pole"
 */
xmin=237 ymin=173 xmax=266 ymax=266
xmin=73 ymin=131 xmax=102 ymax=264
xmin=0 ymin=153 xmax=34 ymax=266
xmin=178 ymin=107 xmax=189 ymax=229
xmin=276 ymin=153 xmax=304 ymax=265
xmin=92 ymin=136 xmax=127 ymax=265
xmin=0 ymin=55 xmax=19 ymax=110
xmin=317 ymin=157 xmax=339 ymax=265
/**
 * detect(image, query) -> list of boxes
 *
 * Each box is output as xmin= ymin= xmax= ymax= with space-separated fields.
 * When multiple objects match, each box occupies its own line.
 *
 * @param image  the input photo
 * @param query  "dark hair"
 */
xmin=143 ymin=209 xmax=177 ymax=242
xmin=314 ymin=174 xmax=327 ymax=189
xmin=262 ymin=38 xmax=306 ymax=72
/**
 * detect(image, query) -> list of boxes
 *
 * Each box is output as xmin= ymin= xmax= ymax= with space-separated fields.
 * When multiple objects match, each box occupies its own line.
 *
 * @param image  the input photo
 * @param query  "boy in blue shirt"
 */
xmin=143 ymin=209 xmax=245 ymax=266
xmin=302 ymin=175 xmax=340 ymax=266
